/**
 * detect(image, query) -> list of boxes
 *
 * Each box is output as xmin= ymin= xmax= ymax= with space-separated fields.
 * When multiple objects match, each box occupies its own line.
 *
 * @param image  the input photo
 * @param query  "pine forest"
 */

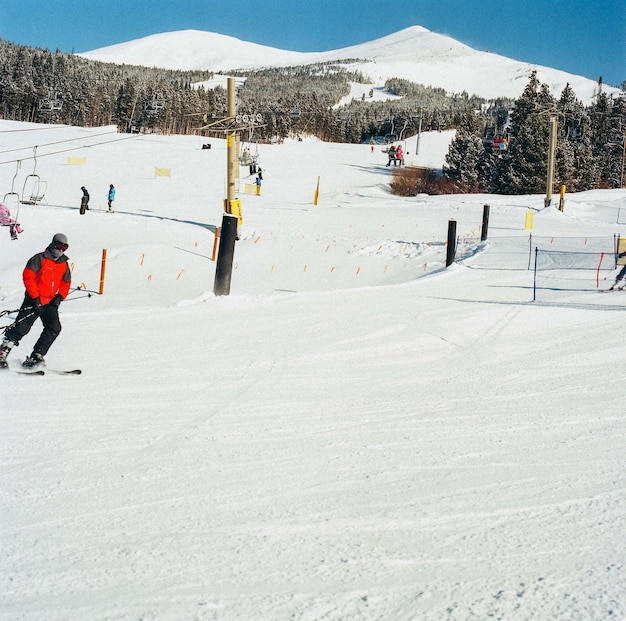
xmin=0 ymin=38 xmax=624 ymax=194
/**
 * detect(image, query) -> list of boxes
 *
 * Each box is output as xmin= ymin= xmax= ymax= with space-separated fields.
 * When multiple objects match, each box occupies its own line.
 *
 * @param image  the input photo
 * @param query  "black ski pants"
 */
xmin=5 ymin=295 xmax=62 ymax=357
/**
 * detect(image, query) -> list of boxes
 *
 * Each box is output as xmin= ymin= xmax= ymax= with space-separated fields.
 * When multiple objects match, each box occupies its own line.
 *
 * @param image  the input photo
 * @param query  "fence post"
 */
xmin=533 ymin=247 xmax=538 ymax=301
xmin=559 ymin=185 xmax=566 ymax=212
xmin=481 ymin=204 xmax=490 ymax=241
xmin=446 ymin=219 xmax=457 ymax=267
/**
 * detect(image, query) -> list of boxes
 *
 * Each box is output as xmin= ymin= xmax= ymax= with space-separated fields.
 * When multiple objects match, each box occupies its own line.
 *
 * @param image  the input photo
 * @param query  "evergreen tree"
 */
xmin=555 ymin=83 xmax=596 ymax=191
xmin=443 ymin=111 xmax=484 ymax=189
xmin=491 ymin=72 xmax=557 ymax=194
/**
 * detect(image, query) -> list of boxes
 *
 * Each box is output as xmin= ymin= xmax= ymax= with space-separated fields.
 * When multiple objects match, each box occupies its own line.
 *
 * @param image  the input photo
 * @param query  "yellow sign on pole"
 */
xmin=68 ymin=156 xmax=86 ymax=165
xmin=230 ymin=198 xmax=243 ymax=225
xmin=155 ymin=167 xmax=171 ymax=178
xmin=524 ymin=211 xmax=534 ymax=230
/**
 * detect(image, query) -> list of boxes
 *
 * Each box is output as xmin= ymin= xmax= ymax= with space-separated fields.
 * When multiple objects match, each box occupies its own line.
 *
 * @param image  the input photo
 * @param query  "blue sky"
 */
xmin=1 ymin=0 xmax=624 ymax=87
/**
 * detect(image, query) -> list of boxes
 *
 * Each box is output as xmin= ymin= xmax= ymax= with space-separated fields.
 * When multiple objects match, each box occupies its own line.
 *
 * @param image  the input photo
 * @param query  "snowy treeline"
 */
xmin=0 ymin=39 xmax=215 ymax=132
xmin=0 ymin=38 xmax=518 ymax=143
xmin=1 ymin=39 xmax=623 ymax=193
xmin=443 ymin=71 xmax=626 ymax=193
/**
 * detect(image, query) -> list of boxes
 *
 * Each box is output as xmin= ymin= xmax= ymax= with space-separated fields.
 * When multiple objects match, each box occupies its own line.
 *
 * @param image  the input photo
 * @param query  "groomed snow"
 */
xmin=0 ymin=121 xmax=625 ymax=620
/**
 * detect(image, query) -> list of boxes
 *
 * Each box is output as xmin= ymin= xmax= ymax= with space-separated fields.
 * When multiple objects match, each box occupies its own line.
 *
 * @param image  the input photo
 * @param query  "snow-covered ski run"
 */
xmin=1 ymin=120 xmax=624 ymax=621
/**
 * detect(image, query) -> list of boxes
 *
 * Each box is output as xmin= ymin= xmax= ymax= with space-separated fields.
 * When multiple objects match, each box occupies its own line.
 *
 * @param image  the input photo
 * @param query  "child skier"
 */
xmin=0 ymin=203 xmax=23 ymax=240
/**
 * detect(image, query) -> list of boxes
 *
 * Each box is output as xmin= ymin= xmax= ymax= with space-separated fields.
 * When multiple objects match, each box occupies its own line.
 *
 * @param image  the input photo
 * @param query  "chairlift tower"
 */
xmin=412 ymin=106 xmax=424 ymax=155
xmin=211 ymin=77 xmax=265 ymax=295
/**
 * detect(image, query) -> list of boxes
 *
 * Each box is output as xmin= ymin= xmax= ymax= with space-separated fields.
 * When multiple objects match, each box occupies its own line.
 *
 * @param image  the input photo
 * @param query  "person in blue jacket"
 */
xmin=107 ymin=184 xmax=116 ymax=212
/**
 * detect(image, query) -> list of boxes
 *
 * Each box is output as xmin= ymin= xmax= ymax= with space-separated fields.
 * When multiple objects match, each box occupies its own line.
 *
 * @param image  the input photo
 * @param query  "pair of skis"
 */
xmin=8 ymin=367 xmax=81 ymax=376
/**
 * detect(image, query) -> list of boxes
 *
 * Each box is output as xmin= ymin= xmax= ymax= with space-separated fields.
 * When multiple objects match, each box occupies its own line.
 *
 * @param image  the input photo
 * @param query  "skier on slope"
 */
xmin=0 ymin=233 xmax=72 ymax=369
xmin=80 ymin=186 xmax=90 ymax=214
xmin=107 ymin=183 xmax=116 ymax=212
xmin=610 ymin=251 xmax=626 ymax=290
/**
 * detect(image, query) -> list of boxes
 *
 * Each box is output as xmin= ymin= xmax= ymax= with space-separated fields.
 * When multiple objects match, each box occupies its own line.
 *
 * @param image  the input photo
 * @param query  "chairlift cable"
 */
xmin=0 ymin=134 xmax=140 ymax=167
xmin=0 ymin=129 xmax=120 ymax=157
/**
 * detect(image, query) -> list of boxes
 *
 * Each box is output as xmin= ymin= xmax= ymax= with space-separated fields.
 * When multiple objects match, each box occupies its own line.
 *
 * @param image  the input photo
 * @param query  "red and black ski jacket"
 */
xmin=23 ymin=249 xmax=71 ymax=305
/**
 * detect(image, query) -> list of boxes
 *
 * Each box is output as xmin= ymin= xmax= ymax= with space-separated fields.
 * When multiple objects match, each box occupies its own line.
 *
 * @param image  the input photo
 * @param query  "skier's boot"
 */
xmin=22 ymin=352 xmax=45 ymax=368
xmin=0 ymin=340 xmax=15 ymax=369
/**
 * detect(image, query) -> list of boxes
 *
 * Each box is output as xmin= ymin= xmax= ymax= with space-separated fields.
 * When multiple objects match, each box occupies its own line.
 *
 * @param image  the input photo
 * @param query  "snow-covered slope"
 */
xmin=80 ymin=26 xmax=611 ymax=102
xmin=1 ymin=120 xmax=625 ymax=620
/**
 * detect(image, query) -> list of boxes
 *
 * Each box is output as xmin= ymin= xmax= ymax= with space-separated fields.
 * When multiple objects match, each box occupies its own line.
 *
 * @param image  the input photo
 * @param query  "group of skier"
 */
xmin=385 ymin=144 xmax=404 ymax=167
xmin=80 ymin=184 xmax=116 ymax=214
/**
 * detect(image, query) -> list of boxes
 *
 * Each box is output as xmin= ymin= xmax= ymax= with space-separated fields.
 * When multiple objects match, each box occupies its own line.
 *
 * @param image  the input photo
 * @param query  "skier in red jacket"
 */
xmin=0 ymin=233 xmax=72 ymax=369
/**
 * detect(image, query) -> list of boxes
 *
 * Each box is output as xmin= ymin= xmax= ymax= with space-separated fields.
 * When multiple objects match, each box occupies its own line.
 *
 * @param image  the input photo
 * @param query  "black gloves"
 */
xmin=50 ymin=294 xmax=64 ymax=307
xmin=30 ymin=297 xmax=42 ymax=313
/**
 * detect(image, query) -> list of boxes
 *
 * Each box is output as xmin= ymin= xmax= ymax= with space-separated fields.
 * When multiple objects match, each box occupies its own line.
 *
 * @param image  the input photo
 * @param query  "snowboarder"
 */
xmin=80 ymin=186 xmax=89 ymax=214
xmin=0 ymin=233 xmax=72 ymax=369
xmin=609 ymin=251 xmax=626 ymax=289
xmin=0 ymin=203 xmax=23 ymax=240
xmin=255 ymin=174 xmax=262 ymax=196
xmin=107 ymin=184 xmax=116 ymax=212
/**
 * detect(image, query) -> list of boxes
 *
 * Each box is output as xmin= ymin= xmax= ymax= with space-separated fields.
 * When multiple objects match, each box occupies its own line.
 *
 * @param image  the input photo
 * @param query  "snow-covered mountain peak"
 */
xmin=80 ymin=26 xmax=613 ymax=102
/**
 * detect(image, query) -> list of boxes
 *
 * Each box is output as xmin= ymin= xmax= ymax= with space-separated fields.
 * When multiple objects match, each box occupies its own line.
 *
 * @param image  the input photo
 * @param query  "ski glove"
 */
xmin=30 ymin=297 xmax=42 ymax=314
xmin=49 ymin=294 xmax=63 ymax=307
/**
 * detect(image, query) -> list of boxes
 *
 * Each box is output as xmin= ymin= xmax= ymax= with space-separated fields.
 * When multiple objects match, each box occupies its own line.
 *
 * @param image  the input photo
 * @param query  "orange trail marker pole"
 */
xmin=212 ymin=227 xmax=220 ymax=261
xmin=99 ymin=249 xmax=107 ymax=295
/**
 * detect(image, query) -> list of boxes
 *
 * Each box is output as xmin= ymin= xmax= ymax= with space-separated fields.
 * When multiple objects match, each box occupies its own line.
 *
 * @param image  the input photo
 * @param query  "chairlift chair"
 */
xmin=3 ymin=160 xmax=21 ymax=214
xmin=290 ymin=104 xmax=302 ymax=119
xmin=20 ymin=147 xmax=47 ymax=205
xmin=239 ymin=140 xmax=259 ymax=167
xmin=39 ymin=95 xmax=63 ymax=113
xmin=144 ymin=93 xmax=165 ymax=115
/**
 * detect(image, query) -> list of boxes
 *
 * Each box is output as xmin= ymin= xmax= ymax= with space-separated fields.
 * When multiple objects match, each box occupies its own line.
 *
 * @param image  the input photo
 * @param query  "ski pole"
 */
xmin=0 ymin=309 xmax=21 ymax=318
xmin=1 ymin=309 xmax=38 ymax=335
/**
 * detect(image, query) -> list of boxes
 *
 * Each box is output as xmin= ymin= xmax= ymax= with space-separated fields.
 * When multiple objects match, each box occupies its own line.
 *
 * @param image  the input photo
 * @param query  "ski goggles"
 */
xmin=54 ymin=242 xmax=69 ymax=251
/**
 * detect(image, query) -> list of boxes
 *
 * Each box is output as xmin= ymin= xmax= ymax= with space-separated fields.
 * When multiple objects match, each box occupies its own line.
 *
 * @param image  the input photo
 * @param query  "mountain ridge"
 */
xmin=81 ymin=26 xmax=614 ymax=103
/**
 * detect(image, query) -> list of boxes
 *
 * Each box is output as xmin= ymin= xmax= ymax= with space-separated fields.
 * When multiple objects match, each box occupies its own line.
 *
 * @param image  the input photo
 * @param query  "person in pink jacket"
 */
xmin=0 ymin=203 xmax=23 ymax=240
